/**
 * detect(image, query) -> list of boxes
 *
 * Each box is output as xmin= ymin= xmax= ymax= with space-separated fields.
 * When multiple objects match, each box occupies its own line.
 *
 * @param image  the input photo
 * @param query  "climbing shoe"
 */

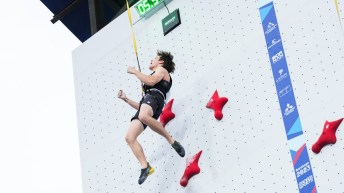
xmin=172 ymin=140 xmax=185 ymax=157
xmin=138 ymin=163 xmax=154 ymax=185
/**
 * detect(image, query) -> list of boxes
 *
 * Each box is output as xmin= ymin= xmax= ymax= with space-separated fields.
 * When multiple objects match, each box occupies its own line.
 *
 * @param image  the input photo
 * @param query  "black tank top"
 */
xmin=143 ymin=71 xmax=172 ymax=98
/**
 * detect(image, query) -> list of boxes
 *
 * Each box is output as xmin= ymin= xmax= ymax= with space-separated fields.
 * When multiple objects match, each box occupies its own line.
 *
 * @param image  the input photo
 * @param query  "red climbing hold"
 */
xmin=159 ymin=99 xmax=175 ymax=127
xmin=312 ymin=118 xmax=343 ymax=154
xmin=206 ymin=90 xmax=228 ymax=120
xmin=180 ymin=150 xmax=202 ymax=187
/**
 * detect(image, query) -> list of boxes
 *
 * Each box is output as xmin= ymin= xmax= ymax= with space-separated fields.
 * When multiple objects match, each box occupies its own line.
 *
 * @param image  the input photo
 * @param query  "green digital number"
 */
xmin=137 ymin=3 xmax=145 ymax=15
xmin=135 ymin=0 xmax=163 ymax=17
xmin=143 ymin=0 xmax=151 ymax=12
xmin=151 ymin=0 xmax=159 ymax=6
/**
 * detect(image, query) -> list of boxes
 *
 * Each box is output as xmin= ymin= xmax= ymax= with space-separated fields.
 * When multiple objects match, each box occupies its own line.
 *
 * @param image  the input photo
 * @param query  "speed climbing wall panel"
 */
xmin=72 ymin=0 xmax=344 ymax=192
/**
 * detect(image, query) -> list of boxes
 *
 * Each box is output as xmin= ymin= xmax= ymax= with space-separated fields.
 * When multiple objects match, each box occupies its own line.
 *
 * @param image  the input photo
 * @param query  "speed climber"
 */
xmin=118 ymin=50 xmax=185 ymax=185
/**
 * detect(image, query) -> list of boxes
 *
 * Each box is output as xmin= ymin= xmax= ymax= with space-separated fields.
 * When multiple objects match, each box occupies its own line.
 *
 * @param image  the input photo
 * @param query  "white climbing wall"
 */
xmin=72 ymin=0 xmax=344 ymax=192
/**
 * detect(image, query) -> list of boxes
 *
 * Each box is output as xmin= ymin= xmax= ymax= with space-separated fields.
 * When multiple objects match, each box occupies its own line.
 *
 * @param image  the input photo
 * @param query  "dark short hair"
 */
xmin=157 ymin=50 xmax=175 ymax=73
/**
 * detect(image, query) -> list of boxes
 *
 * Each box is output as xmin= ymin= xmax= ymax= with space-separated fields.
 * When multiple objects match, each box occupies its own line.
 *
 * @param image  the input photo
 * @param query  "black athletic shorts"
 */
xmin=131 ymin=91 xmax=165 ymax=129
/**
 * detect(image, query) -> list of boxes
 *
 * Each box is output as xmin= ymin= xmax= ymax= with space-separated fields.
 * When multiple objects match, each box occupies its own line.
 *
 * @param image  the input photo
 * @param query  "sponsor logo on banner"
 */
xmin=265 ymin=22 xmax=278 ymax=35
xmin=268 ymin=38 xmax=282 ymax=49
xmin=272 ymin=50 xmax=284 ymax=64
xmin=284 ymin=103 xmax=295 ymax=116
xmin=296 ymin=162 xmax=311 ymax=178
xmin=260 ymin=3 xmax=317 ymax=192
xmin=279 ymin=85 xmax=291 ymax=97
xmin=298 ymin=175 xmax=314 ymax=190
xmin=276 ymin=69 xmax=288 ymax=83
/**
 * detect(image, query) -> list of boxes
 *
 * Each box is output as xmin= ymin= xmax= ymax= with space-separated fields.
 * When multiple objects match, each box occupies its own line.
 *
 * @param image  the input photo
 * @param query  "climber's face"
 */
xmin=149 ymin=55 xmax=164 ymax=70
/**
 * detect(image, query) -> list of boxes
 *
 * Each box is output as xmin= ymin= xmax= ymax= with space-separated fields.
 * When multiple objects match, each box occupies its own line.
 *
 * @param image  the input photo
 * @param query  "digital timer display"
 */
xmin=135 ymin=0 xmax=164 ymax=17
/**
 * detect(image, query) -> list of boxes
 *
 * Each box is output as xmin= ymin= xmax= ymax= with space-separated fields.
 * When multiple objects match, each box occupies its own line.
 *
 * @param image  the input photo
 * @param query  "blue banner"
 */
xmin=259 ymin=2 xmax=317 ymax=193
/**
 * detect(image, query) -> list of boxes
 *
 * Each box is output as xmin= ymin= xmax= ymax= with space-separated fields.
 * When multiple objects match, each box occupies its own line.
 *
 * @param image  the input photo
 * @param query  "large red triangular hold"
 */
xmin=180 ymin=150 xmax=202 ymax=187
xmin=159 ymin=99 xmax=175 ymax=127
xmin=312 ymin=118 xmax=343 ymax=154
xmin=206 ymin=90 xmax=228 ymax=120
